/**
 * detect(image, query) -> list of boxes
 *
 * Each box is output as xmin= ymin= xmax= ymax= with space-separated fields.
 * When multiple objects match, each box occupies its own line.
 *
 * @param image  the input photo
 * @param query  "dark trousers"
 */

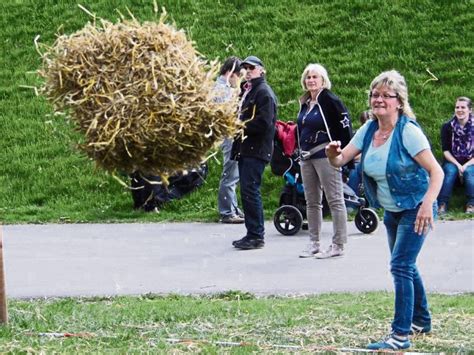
xmin=238 ymin=157 xmax=267 ymax=239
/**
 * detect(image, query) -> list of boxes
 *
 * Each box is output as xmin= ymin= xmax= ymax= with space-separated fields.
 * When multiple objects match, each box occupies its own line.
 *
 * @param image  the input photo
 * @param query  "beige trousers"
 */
xmin=300 ymin=158 xmax=347 ymax=246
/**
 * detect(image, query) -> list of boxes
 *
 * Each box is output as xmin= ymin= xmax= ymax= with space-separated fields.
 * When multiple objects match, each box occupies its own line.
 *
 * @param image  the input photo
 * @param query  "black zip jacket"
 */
xmin=298 ymin=88 xmax=353 ymax=168
xmin=231 ymin=77 xmax=277 ymax=162
xmin=299 ymin=88 xmax=353 ymax=148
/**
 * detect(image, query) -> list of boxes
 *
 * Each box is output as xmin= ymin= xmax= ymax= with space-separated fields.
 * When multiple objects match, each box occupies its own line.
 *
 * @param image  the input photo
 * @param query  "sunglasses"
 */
xmin=243 ymin=65 xmax=256 ymax=71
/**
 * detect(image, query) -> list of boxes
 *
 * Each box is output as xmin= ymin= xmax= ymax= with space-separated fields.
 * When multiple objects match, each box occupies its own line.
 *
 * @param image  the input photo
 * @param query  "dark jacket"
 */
xmin=440 ymin=117 xmax=454 ymax=153
xmin=298 ymin=88 xmax=353 ymax=167
xmin=231 ymin=77 xmax=277 ymax=162
xmin=299 ymin=88 xmax=353 ymax=148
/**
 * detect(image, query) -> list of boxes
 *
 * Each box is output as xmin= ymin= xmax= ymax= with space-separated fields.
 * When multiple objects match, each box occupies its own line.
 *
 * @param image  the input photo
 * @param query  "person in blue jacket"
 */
xmin=325 ymin=70 xmax=444 ymax=351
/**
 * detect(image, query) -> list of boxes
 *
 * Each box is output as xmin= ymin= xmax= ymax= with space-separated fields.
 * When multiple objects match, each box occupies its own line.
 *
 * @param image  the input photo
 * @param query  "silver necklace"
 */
xmin=375 ymin=128 xmax=393 ymax=140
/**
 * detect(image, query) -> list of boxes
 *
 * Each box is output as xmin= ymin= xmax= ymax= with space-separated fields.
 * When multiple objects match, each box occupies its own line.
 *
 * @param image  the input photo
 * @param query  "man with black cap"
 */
xmin=231 ymin=55 xmax=277 ymax=250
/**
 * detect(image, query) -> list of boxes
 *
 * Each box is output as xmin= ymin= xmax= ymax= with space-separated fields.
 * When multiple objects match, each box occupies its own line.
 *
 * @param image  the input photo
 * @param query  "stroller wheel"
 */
xmin=354 ymin=208 xmax=379 ymax=234
xmin=273 ymin=205 xmax=303 ymax=236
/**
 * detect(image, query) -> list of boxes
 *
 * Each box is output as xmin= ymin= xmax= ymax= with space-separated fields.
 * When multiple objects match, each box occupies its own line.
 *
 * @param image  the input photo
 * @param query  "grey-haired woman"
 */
xmin=326 ymin=70 xmax=444 ymax=350
xmin=297 ymin=63 xmax=353 ymax=259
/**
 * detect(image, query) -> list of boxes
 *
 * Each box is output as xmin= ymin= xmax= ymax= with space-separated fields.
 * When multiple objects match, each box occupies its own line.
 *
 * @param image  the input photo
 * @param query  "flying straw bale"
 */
xmin=37 ymin=13 xmax=239 ymax=177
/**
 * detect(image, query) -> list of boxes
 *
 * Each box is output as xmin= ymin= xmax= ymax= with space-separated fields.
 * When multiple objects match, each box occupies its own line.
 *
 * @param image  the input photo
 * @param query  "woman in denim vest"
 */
xmin=325 ymin=70 xmax=444 ymax=351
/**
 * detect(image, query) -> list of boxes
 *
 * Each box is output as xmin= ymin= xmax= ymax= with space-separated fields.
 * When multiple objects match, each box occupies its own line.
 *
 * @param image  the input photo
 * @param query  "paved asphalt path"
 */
xmin=2 ymin=220 xmax=473 ymax=298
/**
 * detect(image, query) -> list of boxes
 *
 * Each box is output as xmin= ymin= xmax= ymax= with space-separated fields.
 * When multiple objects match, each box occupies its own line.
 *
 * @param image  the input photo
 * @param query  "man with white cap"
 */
xmin=231 ymin=55 xmax=277 ymax=250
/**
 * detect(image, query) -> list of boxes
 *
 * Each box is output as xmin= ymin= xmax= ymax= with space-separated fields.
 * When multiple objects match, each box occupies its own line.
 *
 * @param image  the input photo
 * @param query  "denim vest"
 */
xmin=361 ymin=115 xmax=429 ymax=210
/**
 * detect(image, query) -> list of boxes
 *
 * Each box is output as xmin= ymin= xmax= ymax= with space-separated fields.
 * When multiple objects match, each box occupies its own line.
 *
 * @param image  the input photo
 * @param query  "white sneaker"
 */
xmin=314 ymin=244 xmax=344 ymax=259
xmin=299 ymin=243 xmax=320 ymax=258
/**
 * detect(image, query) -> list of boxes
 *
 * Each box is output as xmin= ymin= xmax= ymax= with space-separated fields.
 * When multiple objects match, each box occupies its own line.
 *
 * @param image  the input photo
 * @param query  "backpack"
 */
xmin=270 ymin=120 xmax=298 ymax=176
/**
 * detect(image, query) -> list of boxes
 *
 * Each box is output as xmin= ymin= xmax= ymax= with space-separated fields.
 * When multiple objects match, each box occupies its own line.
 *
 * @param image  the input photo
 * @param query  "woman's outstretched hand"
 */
xmin=325 ymin=141 xmax=342 ymax=159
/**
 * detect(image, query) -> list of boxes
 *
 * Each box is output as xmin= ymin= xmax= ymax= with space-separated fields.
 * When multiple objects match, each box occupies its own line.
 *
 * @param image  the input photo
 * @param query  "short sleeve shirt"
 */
xmin=350 ymin=120 xmax=430 ymax=211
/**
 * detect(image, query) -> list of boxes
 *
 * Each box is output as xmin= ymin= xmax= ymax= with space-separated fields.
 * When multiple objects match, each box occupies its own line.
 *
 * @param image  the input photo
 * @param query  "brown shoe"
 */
xmin=438 ymin=203 xmax=447 ymax=215
xmin=465 ymin=205 xmax=474 ymax=214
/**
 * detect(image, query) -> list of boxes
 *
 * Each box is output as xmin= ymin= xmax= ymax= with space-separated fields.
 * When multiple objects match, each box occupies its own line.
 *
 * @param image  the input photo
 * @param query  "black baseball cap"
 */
xmin=242 ymin=56 xmax=264 ymax=68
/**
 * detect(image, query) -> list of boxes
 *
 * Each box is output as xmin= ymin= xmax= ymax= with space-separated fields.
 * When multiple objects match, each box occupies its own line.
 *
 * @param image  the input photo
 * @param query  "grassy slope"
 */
xmin=0 ymin=0 xmax=473 ymax=223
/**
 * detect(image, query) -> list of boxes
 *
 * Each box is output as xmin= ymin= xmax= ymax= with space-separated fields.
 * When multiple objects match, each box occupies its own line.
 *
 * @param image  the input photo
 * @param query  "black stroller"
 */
xmin=271 ymin=121 xmax=378 ymax=236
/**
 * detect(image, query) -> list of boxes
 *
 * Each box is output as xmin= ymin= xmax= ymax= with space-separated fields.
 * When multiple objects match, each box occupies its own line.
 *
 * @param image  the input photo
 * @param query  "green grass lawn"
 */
xmin=1 ymin=0 xmax=473 ymax=223
xmin=0 ymin=292 xmax=472 ymax=353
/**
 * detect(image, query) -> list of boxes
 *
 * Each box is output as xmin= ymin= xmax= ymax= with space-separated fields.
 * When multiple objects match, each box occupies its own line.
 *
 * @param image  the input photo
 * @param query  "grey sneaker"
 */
xmin=220 ymin=214 xmax=245 ymax=224
xmin=409 ymin=323 xmax=431 ymax=335
xmin=315 ymin=244 xmax=344 ymax=259
xmin=299 ymin=243 xmax=320 ymax=258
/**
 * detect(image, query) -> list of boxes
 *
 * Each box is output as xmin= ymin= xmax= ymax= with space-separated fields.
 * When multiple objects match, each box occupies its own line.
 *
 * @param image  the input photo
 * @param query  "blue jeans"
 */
xmin=438 ymin=162 xmax=474 ymax=206
xmin=238 ymin=157 xmax=266 ymax=239
xmin=384 ymin=203 xmax=436 ymax=335
xmin=218 ymin=138 xmax=242 ymax=217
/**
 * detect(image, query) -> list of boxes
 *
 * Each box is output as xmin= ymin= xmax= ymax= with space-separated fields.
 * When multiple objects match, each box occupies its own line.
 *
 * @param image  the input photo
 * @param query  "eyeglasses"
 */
xmin=243 ymin=65 xmax=256 ymax=71
xmin=370 ymin=92 xmax=398 ymax=100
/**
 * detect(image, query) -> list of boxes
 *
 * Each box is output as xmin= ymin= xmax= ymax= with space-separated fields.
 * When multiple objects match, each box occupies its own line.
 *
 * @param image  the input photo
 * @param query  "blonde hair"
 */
xmin=300 ymin=63 xmax=331 ymax=91
xmin=456 ymin=96 xmax=472 ymax=109
xmin=369 ymin=70 xmax=415 ymax=119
